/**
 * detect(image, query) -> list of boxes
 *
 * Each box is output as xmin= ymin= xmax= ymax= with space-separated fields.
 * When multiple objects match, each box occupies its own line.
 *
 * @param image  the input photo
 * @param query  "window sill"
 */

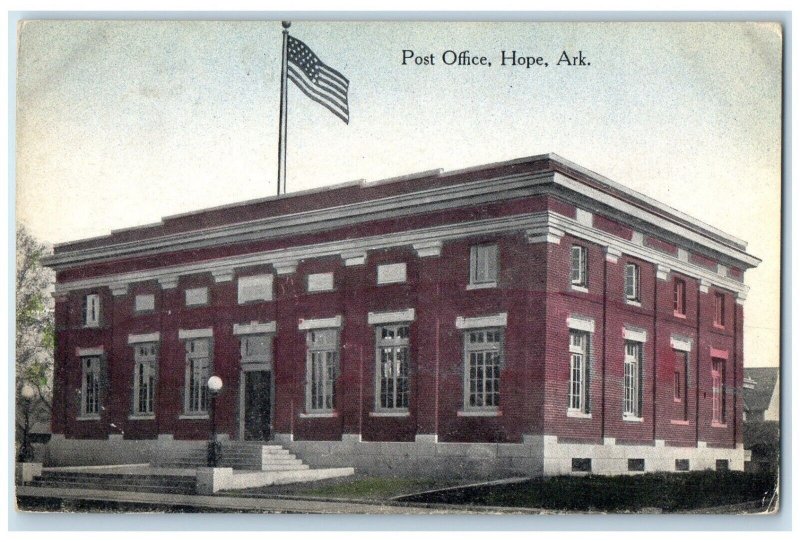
xmin=377 ymin=280 xmax=407 ymax=286
xmin=670 ymin=419 xmax=690 ymax=426
xmin=711 ymin=422 xmax=728 ymax=428
xmin=625 ymin=300 xmax=642 ymax=307
xmin=76 ymin=415 xmax=101 ymax=421
xmin=457 ymin=410 xmax=502 ymax=417
xmin=179 ymin=414 xmax=209 ymax=420
xmin=713 ymin=324 xmax=726 ymax=330
xmin=570 ymin=285 xmax=589 ymax=293
xmin=673 ymin=398 xmax=682 ymax=403
xmin=623 ymin=415 xmax=644 ymax=423
xmin=82 ymin=325 xmax=101 ymax=330
xmin=466 ymin=282 xmax=497 ymax=291
xmin=369 ymin=411 xmax=410 ymax=417
xmin=128 ymin=414 xmax=155 ymax=421
xmin=673 ymin=311 xmax=687 ymax=319
xmin=567 ymin=410 xmax=592 ymax=419
xmin=299 ymin=412 xmax=339 ymax=419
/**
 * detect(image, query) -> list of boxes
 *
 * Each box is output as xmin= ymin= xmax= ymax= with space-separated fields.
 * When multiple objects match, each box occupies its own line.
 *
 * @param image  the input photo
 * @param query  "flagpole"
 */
xmin=277 ymin=21 xmax=290 ymax=196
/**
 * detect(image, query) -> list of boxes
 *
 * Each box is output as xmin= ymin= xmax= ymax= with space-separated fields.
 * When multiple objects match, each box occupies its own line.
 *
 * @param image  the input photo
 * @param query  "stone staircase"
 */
xmin=27 ymin=470 xmax=198 ymax=495
xmin=24 ymin=442 xmax=354 ymax=495
xmin=219 ymin=442 xmax=309 ymax=472
xmin=156 ymin=442 xmax=311 ymax=472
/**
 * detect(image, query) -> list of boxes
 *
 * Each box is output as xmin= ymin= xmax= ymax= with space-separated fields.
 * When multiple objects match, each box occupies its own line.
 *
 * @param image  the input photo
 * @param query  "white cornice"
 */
xmin=550 ymin=173 xmax=760 ymax=269
xmin=44 ymin=166 xmax=759 ymax=274
xmin=547 ymin=213 xmax=747 ymax=295
xmin=52 ymin=214 xmax=540 ymax=294
xmin=44 ymin=171 xmax=552 ymax=269
xmin=51 ymin=211 xmax=750 ymax=297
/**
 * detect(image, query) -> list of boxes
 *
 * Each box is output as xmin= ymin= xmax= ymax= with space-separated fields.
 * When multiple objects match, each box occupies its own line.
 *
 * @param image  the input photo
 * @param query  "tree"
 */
xmin=16 ymin=224 xmax=55 ymax=447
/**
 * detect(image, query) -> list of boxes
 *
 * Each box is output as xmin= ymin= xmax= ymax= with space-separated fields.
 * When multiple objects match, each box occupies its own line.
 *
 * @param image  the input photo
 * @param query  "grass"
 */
xmin=289 ymin=476 xmax=452 ymax=500
xmin=398 ymin=470 xmax=778 ymax=512
xmin=223 ymin=473 xmax=464 ymax=501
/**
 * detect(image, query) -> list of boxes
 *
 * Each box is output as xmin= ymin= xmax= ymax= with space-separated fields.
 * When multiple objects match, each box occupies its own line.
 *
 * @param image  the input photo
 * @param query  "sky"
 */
xmin=14 ymin=20 xmax=782 ymax=367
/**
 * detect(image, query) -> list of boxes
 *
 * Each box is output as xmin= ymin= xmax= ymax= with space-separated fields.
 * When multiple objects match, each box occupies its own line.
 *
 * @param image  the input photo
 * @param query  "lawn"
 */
xmin=224 ymin=474 xmax=465 ymax=501
xmin=397 ymin=470 xmax=779 ymax=513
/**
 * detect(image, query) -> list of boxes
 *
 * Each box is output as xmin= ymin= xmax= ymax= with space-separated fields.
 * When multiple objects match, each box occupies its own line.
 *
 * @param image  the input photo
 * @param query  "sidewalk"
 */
xmin=16 ymin=485 xmax=542 ymax=514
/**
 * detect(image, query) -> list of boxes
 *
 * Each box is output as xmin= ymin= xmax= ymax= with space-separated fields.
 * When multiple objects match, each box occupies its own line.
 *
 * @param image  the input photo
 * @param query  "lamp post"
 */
xmin=19 ymin=384 xmax=36 ymax=463
xmin=207 ymin=375 xmax=223 ymax=467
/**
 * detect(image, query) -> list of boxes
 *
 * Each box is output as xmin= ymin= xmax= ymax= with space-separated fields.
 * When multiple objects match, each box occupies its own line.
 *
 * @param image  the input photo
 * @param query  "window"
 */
xmin=185 ymin=287 xmax=209 ymax=307
xmin=624 ymin=263 xmax=640 ymax=302
xmin=628 ymin=458 xmax=645 ymax=472
xmin=675 ymin=459 xmax=690 ymax=472
xmin=572 ymin=458 xmax=592 ymax=472
xmin=238 ymin=274 xmax=273 ymax=303
xmin=377 ymin=263 xmax=407 ymax=285
xmin=184 ymin=338 xmax=210 ymax=414
xmin=470 ymin=244 xmax=498 ymax=286
xmin=716 ymin=459 xmax=729 ymax=471
xmin=623 ymin=341 xmax=643 ymax=418
xmin=80 ymin=356 xmax=101 ymax=417
xmin=240 ymin=335 xmax=271 ymax=364
xmin=673 ymin=278 xmax=686 ymax=316
xmin=83 ymin=294 xmax=100 ymax=327
xmin=570 ymin=245 xmax=587 ymax=288
xmin=464 ymin=329 xmax=503 ymax=410
xmin=375 ymin=324 xmax=410 ymax=410
xmin=714 ymin=293 xmax=726 ymax=327
xmin=134 ymin=294 xmax=155 ymax=312
xmin=306 ymin=329 xmax=339 ymax=412
xmin=133 ymin=343 xmax=157 ymax=416
xmin=712 ymin=358 xmax=726 ymax=424
xmin=568 ymin=331 xmax=591 ymax=414
xmin=307 ymin=272 xmax=334 ymax=293
xmin=673 ymin=350 xmax=689 ymax=420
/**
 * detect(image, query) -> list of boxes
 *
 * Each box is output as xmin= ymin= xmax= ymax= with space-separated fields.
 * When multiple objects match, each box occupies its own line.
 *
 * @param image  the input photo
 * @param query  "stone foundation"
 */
xmin=542 ymin=436 xmax=746 ymax=475
xmin=273 ymin=433 xmax=545 ymax=479
xmin=45 ymin=433 xmax=744 ymax=478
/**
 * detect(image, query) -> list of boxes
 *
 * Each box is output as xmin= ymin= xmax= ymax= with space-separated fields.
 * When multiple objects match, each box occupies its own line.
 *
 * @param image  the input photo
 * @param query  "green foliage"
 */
xmin=16 ymin=225 xmax=55 ymax=432
xmin=744 ymin=420 xmax=780 ymax=474
xmin=293 ymin=477 xmax=445 ymax=500
xmin=400 ymin=471 xmax=778 ymax=512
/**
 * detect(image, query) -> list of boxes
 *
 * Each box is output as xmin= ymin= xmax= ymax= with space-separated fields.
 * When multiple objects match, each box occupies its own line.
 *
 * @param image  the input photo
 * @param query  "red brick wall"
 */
xmin=542 ymin=240 xmax=741 ymax=450
xmin=51 ymin=206 xmax=744 ymax=450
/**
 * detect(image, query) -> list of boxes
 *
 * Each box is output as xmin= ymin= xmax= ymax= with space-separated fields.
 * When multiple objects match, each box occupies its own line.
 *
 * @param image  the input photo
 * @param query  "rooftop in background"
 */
xmin=743 ymin=367 xmax=780 ymax=415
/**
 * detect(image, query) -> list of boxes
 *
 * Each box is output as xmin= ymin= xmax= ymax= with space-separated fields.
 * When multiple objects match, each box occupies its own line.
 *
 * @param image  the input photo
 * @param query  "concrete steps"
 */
xmin=156 ymin=442 xmax=316 ymax=473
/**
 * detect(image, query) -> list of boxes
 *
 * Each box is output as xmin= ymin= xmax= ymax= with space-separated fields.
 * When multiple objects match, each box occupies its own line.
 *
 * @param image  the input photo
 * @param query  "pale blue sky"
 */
xmin=15 ymin=20 xmax=782 ymax=366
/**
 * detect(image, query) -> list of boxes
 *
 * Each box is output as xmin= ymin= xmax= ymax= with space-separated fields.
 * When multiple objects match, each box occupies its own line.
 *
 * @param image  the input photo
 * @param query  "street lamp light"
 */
xmin=19 ymin=384 xmax=36 ymax=463
xmin=207 ymin=376 xmax=223 ymax=467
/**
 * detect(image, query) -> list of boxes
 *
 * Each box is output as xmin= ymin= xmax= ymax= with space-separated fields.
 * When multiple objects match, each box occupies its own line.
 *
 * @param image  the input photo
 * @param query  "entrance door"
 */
xmin=243 ymin=370 xmax=272 ymax=441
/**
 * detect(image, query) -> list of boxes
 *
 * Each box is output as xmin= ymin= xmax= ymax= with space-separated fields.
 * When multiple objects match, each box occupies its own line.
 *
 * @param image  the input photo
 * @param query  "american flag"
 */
xmin=286 ymin=35 xmax=350 ymax=124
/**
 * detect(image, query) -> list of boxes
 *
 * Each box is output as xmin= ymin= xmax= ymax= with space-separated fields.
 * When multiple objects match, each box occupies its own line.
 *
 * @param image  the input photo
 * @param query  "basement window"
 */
xmin=715 ymin=459 xmax=729 ymax=472
xmin=571 ymin=458 xmax=592 ymax=472
xmin=628 ymin=458 xmax=645 ymax=472
xmin=675 ymin=459 xmax=690 ymax=472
